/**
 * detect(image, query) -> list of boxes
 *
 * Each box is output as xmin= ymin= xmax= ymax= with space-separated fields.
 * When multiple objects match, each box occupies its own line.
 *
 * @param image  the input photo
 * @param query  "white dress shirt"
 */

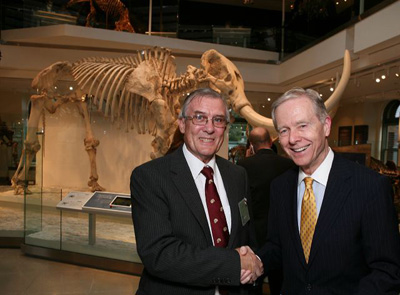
xmin=182 ymin=144 xmax=232 ymax=239
xmin=297 ymin=148 xmax=334 ymax=231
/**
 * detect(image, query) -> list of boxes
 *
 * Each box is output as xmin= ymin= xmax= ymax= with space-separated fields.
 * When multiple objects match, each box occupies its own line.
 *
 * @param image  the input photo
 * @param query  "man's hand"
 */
xmin=236 ymin=246 xmax=263 ymax=284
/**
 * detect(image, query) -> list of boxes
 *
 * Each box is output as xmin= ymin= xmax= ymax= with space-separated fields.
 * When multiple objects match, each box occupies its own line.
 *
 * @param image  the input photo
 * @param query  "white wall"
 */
xmin=41 ymin=103 xmax=154 ymax=193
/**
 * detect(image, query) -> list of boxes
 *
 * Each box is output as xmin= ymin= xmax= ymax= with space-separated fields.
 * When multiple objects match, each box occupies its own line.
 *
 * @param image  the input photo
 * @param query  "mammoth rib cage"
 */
xmin=71 ymin=61 xmax=156 ymax=134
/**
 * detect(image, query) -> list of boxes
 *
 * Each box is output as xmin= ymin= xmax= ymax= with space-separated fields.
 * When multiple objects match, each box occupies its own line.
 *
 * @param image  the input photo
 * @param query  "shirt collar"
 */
xmin=182 ymin=144 xmax=216 ymax=179
xmin=298 ymin=148 xmax=334 ymax=186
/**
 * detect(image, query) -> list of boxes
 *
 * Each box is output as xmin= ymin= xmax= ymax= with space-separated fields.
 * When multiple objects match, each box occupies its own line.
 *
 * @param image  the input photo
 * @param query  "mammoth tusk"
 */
xmin=324 ymin=49 xmax=351 ymax=115
xmin=240 ymin=105 xmax=275 ymax=130
xmin=239 ymin=49 xmax=351 ymax=133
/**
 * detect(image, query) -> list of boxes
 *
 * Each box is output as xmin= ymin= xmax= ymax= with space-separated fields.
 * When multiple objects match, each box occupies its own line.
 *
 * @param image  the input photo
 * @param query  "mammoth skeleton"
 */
xmin=11 ymin=47 xmax=351 ymax=194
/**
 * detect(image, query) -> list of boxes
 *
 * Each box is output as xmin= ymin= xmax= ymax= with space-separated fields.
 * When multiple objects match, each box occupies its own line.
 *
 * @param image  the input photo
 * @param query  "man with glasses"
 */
xmin=130 ymin=88 xmax=263 ymax=295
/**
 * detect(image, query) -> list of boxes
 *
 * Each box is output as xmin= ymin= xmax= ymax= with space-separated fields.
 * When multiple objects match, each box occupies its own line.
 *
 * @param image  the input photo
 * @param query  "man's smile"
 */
xmin=291 ymin=144 xmax=310 ymax=153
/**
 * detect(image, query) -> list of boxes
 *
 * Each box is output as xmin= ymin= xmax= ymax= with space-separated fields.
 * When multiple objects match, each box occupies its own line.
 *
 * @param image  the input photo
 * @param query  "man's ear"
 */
xmin=324 ymin=116 xmax=332 ymax=137
xmin=178 ymin=118 xmax=185 ymax=134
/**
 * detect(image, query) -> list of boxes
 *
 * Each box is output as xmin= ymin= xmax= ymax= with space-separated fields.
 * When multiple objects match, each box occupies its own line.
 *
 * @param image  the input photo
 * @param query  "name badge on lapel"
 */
xmin=238 ymin=198 xmax=250 ymax=226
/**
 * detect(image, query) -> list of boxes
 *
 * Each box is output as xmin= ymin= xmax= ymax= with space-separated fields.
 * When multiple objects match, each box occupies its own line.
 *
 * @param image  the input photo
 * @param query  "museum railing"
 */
xmin=0 ymin=0 xmax=395 ymax=56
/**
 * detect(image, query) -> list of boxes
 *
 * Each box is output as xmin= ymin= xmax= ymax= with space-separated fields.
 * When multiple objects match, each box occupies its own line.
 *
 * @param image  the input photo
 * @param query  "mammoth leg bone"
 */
xmin=149 ymin=98 xmax=176 ymax=159
xmin=78 ymin=99 xmax=105 ymax=192
xmin=11 ymin=94 xmax=45 ymax=195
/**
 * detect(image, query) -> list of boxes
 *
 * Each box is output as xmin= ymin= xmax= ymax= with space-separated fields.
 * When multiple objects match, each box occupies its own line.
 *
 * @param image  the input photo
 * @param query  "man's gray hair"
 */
xmin=179 ymin=88 xmax=230 ymax=122
xmin=271 ymin=87 xmax=328 ymax=129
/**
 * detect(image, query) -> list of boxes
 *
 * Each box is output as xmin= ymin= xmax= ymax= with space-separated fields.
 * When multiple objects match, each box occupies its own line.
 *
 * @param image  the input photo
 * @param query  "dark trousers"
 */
xmin=268 ymin=269 xmax=283 ymax=295
xmin=251 ymin=269 xmax=283 ymax=295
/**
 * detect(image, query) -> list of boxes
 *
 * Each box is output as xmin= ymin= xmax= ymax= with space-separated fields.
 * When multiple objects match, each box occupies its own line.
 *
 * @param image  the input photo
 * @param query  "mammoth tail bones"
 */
xmin=11 ymin=47 xmax=351 ymax=194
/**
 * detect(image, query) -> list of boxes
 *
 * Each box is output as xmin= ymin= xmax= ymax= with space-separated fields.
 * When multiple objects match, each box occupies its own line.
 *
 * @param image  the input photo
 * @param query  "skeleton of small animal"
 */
xmin=68 ymin=0 xmax=134 ymax=32
xmin=11 ymin=47 xmax=351 ymax=194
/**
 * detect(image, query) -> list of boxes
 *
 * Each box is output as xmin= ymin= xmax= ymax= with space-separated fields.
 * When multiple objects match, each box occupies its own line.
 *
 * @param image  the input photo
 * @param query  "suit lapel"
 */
xmin=308 ymin=154 xmax=352 ymax=265
xmin=283 ymin=167 xmax=307 ymax=267
xmin=216 ymin=156 xmax=240 ymax=249
xmin=170 ymin=148 xmax=213 ymax=245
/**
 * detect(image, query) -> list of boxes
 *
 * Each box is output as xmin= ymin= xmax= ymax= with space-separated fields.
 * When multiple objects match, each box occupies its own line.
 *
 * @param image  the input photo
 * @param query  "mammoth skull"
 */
xmin=199 ymin=49 xmax=351 ymax=134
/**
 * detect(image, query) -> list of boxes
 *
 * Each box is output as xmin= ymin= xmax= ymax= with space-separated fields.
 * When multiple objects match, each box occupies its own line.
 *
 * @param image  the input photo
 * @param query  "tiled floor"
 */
xmin=0 ymin=248 xmax=140 ymax=295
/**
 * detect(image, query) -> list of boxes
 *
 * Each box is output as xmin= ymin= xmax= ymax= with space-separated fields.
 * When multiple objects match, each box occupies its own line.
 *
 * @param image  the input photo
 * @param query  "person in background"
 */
xmin=244 ymin=87 xmax=400 ymax=294
xmin=237 ymin=127 xmax=295 ymax=295
xmin=130 ymin=88 xmax=263 ymax=295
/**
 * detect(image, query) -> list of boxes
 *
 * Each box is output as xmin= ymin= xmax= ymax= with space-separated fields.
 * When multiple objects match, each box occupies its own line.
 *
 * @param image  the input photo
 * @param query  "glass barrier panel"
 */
xmin=0 ymin=125 xmax=25 ymax=238
xmin=23 ymin=124 xmax=63 ymax=250
xmin=0 ymin=91 xmax=29 ymax=239
xmin=24 ymin=188 xmax=62 ymax=250
xmin=61 ymin=208 xmax=140 ymax=263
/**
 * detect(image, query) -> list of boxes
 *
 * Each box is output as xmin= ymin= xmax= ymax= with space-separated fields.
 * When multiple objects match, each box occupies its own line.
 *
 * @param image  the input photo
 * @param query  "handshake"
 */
xmin=236 ymin=246 xmax=264 ymax=284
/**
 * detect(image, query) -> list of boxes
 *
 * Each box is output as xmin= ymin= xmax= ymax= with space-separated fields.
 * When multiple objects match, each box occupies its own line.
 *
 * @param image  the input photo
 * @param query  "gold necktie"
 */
xmin=300 ymin=177 xmax=317 ymax=263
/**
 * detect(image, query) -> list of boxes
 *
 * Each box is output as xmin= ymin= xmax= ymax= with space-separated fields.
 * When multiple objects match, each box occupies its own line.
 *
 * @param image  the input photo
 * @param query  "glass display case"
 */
xmin=0 ymin=79 xmax=142 ymax=270
xmin=23 ymin=187 xmax=140 ymax=263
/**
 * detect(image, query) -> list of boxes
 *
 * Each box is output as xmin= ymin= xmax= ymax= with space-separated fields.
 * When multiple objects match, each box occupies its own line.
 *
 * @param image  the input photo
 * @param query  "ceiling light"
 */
xmin=267 ymin=98 xmax=271 ymax=101
xmin=375 ymin=78 xmax=381 ymax=83
xmin=330 ymin=87 xmax=334 ymax=92
xmin=381 ymin=74 xmax=386 ymax=80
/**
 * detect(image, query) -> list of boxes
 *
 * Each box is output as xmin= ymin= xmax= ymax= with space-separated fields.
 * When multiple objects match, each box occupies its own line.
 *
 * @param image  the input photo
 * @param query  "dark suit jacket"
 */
xmin=258 ymin=153 xmax=400 ymax=295
xmin=237 ymin=149 xmax=295 ymax=246
xmin=130 ymin=146 xmax=255 ymax=295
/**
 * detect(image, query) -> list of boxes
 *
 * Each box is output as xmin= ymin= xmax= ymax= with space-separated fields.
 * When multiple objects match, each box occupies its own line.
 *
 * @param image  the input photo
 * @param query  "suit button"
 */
xmin=306 ymin=283 xmax=312 ymax=291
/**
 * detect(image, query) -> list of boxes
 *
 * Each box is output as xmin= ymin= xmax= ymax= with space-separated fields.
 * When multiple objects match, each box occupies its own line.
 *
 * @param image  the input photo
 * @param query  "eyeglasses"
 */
xmin=184 ymin=114 xmax=228 ymax=128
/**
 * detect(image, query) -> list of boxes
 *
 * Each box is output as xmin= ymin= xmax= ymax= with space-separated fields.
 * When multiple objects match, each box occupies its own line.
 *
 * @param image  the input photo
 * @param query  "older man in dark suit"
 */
xmin=130 ymin=88 xmax=262 ymax=295
xmin=238 ymin=127 xmax=295 ymax=295
xmin=249 ymin=87 xmax=400 ymax=294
